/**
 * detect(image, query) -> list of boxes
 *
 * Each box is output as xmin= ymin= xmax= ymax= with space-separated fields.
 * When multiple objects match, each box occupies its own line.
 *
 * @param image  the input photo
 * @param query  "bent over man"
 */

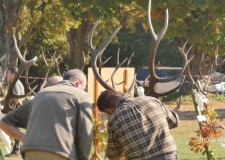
xmin=0 ymin=76 xmax=63 ymax=143
xmin=97 ymin=90 xmax=180 ymax=160
xmin=23 ymin=69 xmax=93 ymax=160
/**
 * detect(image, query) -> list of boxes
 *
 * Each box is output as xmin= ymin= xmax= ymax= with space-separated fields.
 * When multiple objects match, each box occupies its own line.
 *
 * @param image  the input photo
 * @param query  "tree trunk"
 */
xmin=66 ymin=20 xmax=93 ymax=70
xmin=0 ymin=0 xmax=23 ymax=76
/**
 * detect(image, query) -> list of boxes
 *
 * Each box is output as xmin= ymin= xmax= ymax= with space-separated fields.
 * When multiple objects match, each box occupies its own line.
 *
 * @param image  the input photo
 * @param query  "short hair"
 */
xmin=63 ymin=69 xmax=86 ymax=82
xmin=45 ymin=76 xmax=63 ymax=87
xmin=97 ymin=90 xmax=121 ymax=112
xmin=7 ymin=67 xmax=18 ymax=74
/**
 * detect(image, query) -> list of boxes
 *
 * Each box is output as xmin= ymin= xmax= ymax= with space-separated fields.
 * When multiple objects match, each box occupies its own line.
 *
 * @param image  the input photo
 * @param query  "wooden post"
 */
xmin=191 ymin=92 xmax=210 ymax=160
xmin=94 ymin=77 xmax=99 ymax=160
xmin=123 ymin=69 xmax=128 ymax=93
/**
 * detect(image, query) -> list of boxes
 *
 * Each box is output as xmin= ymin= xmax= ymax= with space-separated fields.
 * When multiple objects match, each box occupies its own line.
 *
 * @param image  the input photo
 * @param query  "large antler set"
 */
xmin=1 ymin=36 xmax=38 ymax=114
xmin=88 ymin=0 xmax=194 ymax=98
xmin=147 ymin=0 xmax=193 ymax=97
xmin=88 ymin=21 xmax=135 ymax=94
xmin=191 ymin=46 xmax=225 ymax=93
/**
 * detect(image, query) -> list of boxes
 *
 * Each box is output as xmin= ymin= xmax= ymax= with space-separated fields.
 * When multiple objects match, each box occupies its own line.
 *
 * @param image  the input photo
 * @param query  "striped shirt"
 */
xmin=106 ymin=96 xmax=179 ymax=160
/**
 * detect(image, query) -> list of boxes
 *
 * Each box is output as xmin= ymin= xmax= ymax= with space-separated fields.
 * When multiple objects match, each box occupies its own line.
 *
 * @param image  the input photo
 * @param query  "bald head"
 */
xmin=63 ymin=69 xmax=87 ymax=90
xmin=45 ymin=76 xmax=63 ymax=87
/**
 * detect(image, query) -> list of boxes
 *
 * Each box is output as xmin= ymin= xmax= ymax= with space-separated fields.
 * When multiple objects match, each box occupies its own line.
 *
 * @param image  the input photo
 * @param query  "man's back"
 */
xmin=107 ymin=96 xmax=179 ymax=159
xmin=23 ymin=80 xmax=93 ymax=160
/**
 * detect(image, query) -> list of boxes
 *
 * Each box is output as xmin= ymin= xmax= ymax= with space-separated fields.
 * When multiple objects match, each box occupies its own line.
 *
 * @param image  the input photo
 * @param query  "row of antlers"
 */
xmin=88 ymin=0 xmax=194 ymax=98
xmin=0 ymin=36 xmax=67 ymax=114
xmin=1 ymin=0 xmax=223 ymax=113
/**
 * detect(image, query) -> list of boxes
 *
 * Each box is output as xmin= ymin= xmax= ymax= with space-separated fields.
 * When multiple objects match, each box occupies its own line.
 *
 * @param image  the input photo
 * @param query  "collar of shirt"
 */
xmin=116 ymin=94 xmax=131 ymax=109
xmin=58 ymin=80 xmax=76 ymax=87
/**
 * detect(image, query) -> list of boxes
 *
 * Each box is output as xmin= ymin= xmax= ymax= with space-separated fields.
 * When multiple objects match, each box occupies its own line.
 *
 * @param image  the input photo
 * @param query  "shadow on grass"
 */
xmin=177 ymin=109 xmax=225 ymax=120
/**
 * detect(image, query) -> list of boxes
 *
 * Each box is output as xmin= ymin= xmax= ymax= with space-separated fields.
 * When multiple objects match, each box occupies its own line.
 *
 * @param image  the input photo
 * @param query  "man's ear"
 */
xmin=104 ymin=108 xmax=113 ymax=115
xmin=74 ymin=80 xmax=85 ymax=90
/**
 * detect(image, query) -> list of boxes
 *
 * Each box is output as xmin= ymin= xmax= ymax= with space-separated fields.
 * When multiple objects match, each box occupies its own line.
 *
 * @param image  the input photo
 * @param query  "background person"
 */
xmin=5 ymin=66 xmax=25 ymax=157
xmin=97 ymin=90 xmax=180 ymax=160
xmin=6 ymin=67 xmax=25 ymax=108
xmin=23 ymin=69 xmax=93 ymax=160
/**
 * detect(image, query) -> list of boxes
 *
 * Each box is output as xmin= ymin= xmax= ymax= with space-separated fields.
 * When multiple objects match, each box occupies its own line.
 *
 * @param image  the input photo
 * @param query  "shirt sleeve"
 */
xmin=76 ymin=97 xmax=93 ymax=160
xmin=106 ymin=121 xmax=123 ymax=160
xmin=1 ymin=100 xmax=32 ymax=129
xmin=162 ymin=103 xmax=180 ymax=129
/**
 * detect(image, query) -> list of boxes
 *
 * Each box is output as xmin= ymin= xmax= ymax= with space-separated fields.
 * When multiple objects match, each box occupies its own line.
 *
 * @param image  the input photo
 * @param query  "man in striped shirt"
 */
xmin=97 ymin=90 xmax=179 ymax=160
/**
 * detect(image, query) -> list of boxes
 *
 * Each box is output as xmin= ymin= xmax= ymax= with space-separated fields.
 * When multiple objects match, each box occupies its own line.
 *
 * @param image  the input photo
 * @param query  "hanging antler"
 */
xmin=22 ymin=49 xmax=37 ymax=95
xmin=0 ymin=54 xmax=8 ymax=97
xmin=1 ymin=35 xmax=38 ymax=114
xmin=127 ymin=52 xmax=134 ymax=67
xmin=81 ymin=51 xmax=91 ymax=71
xmin=111 ymin=48 xmax=127 ymax=88
xmin=147 ymin=0 xmax=192 ymax=97
xmin=88 ymin=21 xmax=135 ymax=94
xmin=39 ymin=49 xmax=51 ymax=90
xmin=197 ymin=46 xmax=225 ymax=93
xmin=53 ymin=51 xmax=64 ymax=77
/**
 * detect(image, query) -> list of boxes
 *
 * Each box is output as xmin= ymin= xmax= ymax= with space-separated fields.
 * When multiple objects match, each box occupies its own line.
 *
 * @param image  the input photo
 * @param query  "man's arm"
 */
xmin=0 ymin=121 xmax=24 ymax=142
xmin=106 ymin=122 xmax=123 ymax=160
xmin=2 ymin=100 xmax=32 ymax=128
xmin=162 ymin=103 xmax=180 ymax=129
xmin=76 ymin=99 xmax=93 ymax=160
xmin=0 ymin=100 xmax=32 ymax=141
xmin=166 ymin=108 xmax=180 ymax=129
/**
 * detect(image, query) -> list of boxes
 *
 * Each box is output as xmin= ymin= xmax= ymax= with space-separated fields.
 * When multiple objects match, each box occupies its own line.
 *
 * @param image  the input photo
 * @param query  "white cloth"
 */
xmin=136 ymin=86 xmax=145 ymax=96
xmin=0 ymin=108 xmax=11 ymax=153
xmin=193 ymin=89 xmax=209 ymax=112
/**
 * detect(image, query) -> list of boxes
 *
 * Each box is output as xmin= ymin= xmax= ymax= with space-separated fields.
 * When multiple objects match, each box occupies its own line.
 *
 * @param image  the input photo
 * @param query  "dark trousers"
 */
xmin=12 ymin=139 xmax=22 ymax=153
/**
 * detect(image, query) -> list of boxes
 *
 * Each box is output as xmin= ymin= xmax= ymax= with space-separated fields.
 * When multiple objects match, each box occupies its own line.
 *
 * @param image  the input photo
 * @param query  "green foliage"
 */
xmin=189 ymin=102 xmax=223 ymax=160
xmin=4 ymin=0 xmax=225 ymax=81
xmin=161 ymin=92 xmax=182 ymax=102
xmin=94 ymin=117 xmax=108 ymax=152
xmin=161 ymin=92 xmax=225 ymax=104
xmin=207 ymin=93 xmax=225 ymax=102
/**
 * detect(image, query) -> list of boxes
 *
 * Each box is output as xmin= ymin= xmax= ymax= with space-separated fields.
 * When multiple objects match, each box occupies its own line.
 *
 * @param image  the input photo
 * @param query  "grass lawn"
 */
xmin=171 ymin=120 xmax=225 ymax=159
xmin=168 ymin=95 xmax=225 ymax=160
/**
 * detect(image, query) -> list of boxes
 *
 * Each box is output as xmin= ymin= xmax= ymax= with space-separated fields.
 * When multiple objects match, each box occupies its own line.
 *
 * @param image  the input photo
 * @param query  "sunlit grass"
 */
xmin=171 ymin=120 xmax=225 ymax=159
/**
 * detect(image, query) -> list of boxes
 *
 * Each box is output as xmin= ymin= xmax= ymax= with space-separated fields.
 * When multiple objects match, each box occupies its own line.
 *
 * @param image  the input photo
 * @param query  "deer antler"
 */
xmin=0 ymin=54 xmax=7 ymax=63
xmin=88 ymin=21 xmax=135 ymax=93
xmin=53 ymin=51 xmax=64 ymax=77
xmin=24 ymin=69 xmax=36 ymax=95
xmin=39 ymin=49 xmax=51 ymax=90
xmin=81 ymin=51 xmax=91 ymax=71
xmin=188 ymin=64 xmax=205 ymax=94
xmin=127 ymin=52 xmax=134 ymax=67
xmin=147 ymin=0 xmax=193 ymax=97
xmin=111 ymin=48 xmax=128 ymax=88
xmin=188 ymin=46 xmax=225 ymax=94
xmin=201 ymin=46 xmax=225 ymax=93
xmin=0 ymin=54 xmax=8 ymax=97
xmin=215 ymin=45 xmax=225 ymax=67
xmin=2 ymin=35 xmax=38 ymax=114
xmin=22 ymin=49 xmax=37 ymax=95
